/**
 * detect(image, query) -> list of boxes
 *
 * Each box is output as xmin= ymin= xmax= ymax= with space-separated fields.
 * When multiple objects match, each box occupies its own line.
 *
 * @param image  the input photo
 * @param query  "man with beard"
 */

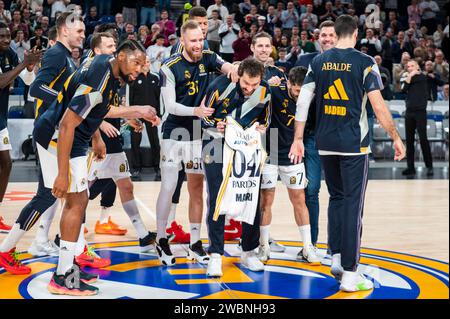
xmin=44 ymin=40 xmax=158 ymax=296
xmin=155 ymin=20 xmax=238 ymax=266
xmin=202 ymin=58 xmax=271 ymax=277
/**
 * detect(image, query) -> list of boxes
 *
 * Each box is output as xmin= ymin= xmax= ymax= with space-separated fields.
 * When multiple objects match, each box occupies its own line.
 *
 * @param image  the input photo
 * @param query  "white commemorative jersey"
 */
xmin=214 ymin=117 xmax=266 ymax=225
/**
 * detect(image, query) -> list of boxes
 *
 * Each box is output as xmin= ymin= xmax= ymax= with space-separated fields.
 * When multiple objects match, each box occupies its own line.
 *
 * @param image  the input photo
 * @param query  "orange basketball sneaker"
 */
xmin=75 ymin=245 xmax=111 ymax=268
xmin=0 ymin=248 xmax=31 ymax=275
xmin=166 ymin=221 xmax=190 ymax=244
xmin=95 ymin=217 xmax=127 ymax=236
xmin=0 ymin=216 xmax=12 ymax=232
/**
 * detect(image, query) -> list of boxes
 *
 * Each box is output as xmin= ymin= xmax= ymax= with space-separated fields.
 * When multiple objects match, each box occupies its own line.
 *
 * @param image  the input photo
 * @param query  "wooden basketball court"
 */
xmin=2 ymin=180 xmax=448 ymax=262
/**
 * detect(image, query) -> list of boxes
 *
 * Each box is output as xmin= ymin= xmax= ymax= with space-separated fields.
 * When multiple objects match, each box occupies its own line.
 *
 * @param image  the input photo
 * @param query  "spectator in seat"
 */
xmin=137 ymin=25 xmax=150 ymax=48
xmin=274 ymin=47 xmax=292 ymax=73
xmin=333 ymin=0 xmax=346 ymax=17
xmin=433 ymin=50 xmax=449 ymax=83
xmin=232 ymin=27 xmax=252 ymax=62
xmin=115 ymin=13 xmax=126 ymax=35
xmin=358 ymin=28 xmax=381 ymax=57
xmin=207 ymin=10 xmax=222 ymax=54
xmin=8 ymin=10 xmax=29 ymax=40
xmin=424 ymin=60 xmax=446 ymax=102
xmin=375 ymin=55 xmax=393 ymax=101
xmin=0 ymin=0 xmax=11 ymax=25
xmin=71 ymin=47 xmax=82 ymax=68
xmin=219 ymin=14 xmax=239 ymax=62
xmin=299 ymin=4 xmax=318 ymax=32
xmin=281 ymin=2 xmax=299 ymax=32
xmin=419 ymin=0 xmax=440 ymax=34
xmin=256 ymin=16 xmax=272 ymax=36
xmin=319 ymin=1 xmax=337 ymax=24
xmin=29 ymin=24 xmax=48 ymax=50
xmin=266 ymin=5 xmax=280 ymax=31
xmin=10 ymin=29 xmax=29 ymax=62
xmin=272 ymin=26 xmax=282 ymax=48
xmin=299 ymin=30 xmax=316 ymax=53
xmin=407 ymin=0 xmax=421 ymax=26
xmin=437 ymin=84 xmax=449 ymax=101
xmin=286 ymin=36 xmax=302 ymax=64
xmin=156 ymin=9 xmax=175 ymax=40
xmin=120 ymin=23 xmax=136 ymax=42
xmin=85 ymin=6 xmax=100 ymax=36
xmin=381 ymin=28 xmax=394 ymax=73
xmin=146 ymin=34 xmax=169 ymax=73
xmin=207 ymin=0 xmax=229 ymax=20
xmin=393 ymin=52 xmax=411 ymax=99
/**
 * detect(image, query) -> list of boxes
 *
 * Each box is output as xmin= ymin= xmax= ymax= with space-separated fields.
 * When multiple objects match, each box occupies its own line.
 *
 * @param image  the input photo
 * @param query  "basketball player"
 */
xmin=167 ymin=6 xmax=210 ymax=244
xmin=258 ymin=66 xmax=321 ymax=265
xmin=155 ymin=20 xmax=238 ymax=266
xmin=42 ymin=40 xmax=157 ymax=296
xmin=249 ymin=31 xmax=289 ymax=253
xmin=290 ymin=15 xmax=406 ymax=292
xmin=0 ymin=13 xmax=85 ymax=271
xmin=202 ymin=58 xmax=271 ymax=277
xmin=86 ymin=33 xmax=158 ymax=252
xmin=0 ymin=23 xmax=42 ymax=232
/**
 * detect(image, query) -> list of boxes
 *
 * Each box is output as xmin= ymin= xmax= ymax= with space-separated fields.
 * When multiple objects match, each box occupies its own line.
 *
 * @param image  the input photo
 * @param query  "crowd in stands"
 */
xmin=2 ymin=0 xmax=449 ymax=101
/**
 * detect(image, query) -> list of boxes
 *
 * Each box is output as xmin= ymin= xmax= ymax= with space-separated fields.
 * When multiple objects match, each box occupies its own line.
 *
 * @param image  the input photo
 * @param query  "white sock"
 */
xmin=260 ymin=225 xmax=270 ymax=246
xmin=332 ymin=253 xmax=342 ymax=268
xmin=122 ymin=199 xmax=147 ymax=239
xmin=299 ymin=225 xmax=312 ymax=247
xmin=0 ymin=223 xmax=26 ymax=252
xmin=57 ymin=240 xmax=76 ymax=275
xmin=168 ymin=203 xmax=177 ymax=224
xmin=190 ymin=223 xmax=201 ymax=245
xmin=75 ymin=223 xmax=86 ymax=256
xmin=35 ymin=201 xmax=58 ymax=243
xmin=157 ymin=219 xmax=168 ymax=241
xmin=99 ymin=206 xmax=110 ymax=224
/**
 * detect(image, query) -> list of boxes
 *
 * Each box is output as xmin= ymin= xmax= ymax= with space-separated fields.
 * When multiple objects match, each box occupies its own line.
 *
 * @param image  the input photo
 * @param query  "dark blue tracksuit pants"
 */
xmin=203 ymin=135 xmax=261 ymax=255
xmin=321 ymin=154 xmax=369 ymax=272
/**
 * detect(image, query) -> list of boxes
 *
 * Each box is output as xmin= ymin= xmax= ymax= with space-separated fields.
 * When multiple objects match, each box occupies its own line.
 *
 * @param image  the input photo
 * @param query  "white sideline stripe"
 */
xmin=134 ymin=197 xmax=156 ymax=221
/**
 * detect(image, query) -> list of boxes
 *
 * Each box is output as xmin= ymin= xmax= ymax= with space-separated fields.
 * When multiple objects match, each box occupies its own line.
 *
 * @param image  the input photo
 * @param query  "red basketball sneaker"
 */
xmin=166 ymin=221 xmax=190 ymax=244
xmin=0 ymin=248 xmax=32 ymax=275
xmin=224 ymin=219 xmax=242 ymax=241
xmin=0 ymin=216 xmax=12 ymax=232
xmin=75 ymin=245 xmax=111 ymax=268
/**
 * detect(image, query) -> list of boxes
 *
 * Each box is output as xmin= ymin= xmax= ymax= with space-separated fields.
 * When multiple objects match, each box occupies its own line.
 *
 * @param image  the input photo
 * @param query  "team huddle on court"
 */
xmin=0 ymin=7 xmax=406 ymax=297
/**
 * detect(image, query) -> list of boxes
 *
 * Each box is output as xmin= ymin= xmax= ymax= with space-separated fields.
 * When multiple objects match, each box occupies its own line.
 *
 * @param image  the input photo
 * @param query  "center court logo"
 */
xmin=1 ymin=241 xmax=448 ymax=299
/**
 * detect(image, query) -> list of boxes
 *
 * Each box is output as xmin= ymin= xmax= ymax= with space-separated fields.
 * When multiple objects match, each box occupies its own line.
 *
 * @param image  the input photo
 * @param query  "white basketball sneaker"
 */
xmin=268 ymin=237 xmax=286 ymax=253
xmin=298 ymin=244 xmax=321 ymax=265
xmin=241 ymin=251 xmax=265 ymax=272
xmin=187 ymin=240 xmax=210 ymax=265
xmin=256 ymin=245 xmax=271 ymax=263
xmin=28 ymin=239 xmax=59 ymax=257
xmin=206 ymin=253 xmax=223 ymax=277
xmin=155 ymin=238 xmax=176 ymax=266
xmin=340 ymin=271 xmax=374 ymax=292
